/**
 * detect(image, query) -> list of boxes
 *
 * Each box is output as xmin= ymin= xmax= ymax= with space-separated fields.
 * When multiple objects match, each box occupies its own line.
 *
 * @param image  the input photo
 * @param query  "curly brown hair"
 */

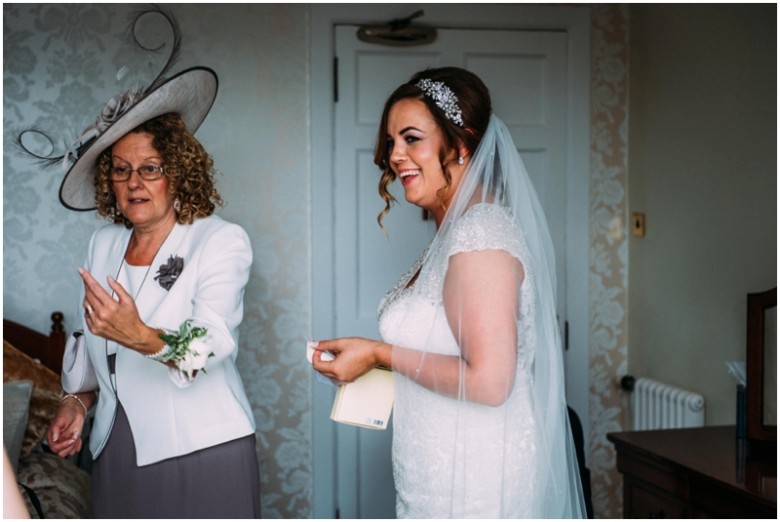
xmin=94 ymin=113 xmax=223 ymax=227
xmin=374 ymin=67 xmax=491 ymax=227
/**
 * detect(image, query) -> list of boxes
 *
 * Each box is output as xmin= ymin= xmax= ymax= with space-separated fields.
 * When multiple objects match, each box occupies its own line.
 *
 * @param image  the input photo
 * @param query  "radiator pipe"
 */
xmin=620 ymin=375 xmax=635 ymax=392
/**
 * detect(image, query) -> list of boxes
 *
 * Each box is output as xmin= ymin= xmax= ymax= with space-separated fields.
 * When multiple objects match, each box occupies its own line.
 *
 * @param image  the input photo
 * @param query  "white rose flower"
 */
xmin=186 ymin=336 xmax=212 ymax=371
xmin=178 ymin=353 xmax=195 ymax=378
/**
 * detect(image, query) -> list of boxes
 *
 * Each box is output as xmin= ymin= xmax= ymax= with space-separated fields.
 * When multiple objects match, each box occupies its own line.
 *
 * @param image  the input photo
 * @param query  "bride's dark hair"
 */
xmin=374 ymin=67 xmax=492 ymax=227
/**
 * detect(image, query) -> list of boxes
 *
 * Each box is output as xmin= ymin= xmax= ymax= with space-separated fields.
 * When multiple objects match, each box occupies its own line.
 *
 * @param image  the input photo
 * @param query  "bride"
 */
xmin=312 ymin=66 xmax=585 ymax=518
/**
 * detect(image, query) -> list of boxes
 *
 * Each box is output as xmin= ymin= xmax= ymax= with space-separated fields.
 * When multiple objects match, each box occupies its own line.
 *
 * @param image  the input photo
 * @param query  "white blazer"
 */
xmin=81 ymin=215 xmax=256 ymax=466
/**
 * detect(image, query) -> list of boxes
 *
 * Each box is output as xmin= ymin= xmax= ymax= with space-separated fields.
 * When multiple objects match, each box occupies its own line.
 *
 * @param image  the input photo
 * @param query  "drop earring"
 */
xmin=457 ymin=156 xmax=464 ymax=165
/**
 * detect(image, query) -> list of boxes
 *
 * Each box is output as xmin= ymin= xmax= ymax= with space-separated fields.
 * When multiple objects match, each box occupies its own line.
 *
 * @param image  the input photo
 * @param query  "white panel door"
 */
xmin=331 ymin=25 xmax=568 ymax=519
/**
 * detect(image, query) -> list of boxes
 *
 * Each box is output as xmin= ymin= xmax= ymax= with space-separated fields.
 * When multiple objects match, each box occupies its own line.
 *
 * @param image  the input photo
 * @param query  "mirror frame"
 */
xmin=746 ymin=287 xmax=777 ymax=442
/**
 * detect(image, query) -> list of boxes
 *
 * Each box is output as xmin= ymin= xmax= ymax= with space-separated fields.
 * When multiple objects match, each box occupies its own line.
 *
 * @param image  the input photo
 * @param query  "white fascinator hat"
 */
xmin=19 ymin=6 xmax=218 ymax=211
xmin=58 ymin=66 xmax=218 ymax=210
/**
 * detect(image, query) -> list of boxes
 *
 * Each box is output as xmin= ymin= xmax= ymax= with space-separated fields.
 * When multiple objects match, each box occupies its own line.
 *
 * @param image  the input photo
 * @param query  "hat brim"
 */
xmin=59 ymin=66 xmax=218 ymax=211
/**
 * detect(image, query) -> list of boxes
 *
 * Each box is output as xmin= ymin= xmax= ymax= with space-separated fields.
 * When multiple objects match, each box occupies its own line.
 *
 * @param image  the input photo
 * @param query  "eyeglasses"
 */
xmin=110 ymin=165 xmax=165 ymax=182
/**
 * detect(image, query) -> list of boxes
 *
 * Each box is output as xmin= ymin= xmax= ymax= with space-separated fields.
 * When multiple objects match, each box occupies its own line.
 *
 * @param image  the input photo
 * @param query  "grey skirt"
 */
xmin=91 ymin=403 xmax=261 ymax=518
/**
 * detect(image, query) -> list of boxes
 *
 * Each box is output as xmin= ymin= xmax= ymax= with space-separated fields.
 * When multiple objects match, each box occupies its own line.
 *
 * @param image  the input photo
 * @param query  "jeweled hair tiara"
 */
xmin=415 ymin=78 xmax=464 ymax=127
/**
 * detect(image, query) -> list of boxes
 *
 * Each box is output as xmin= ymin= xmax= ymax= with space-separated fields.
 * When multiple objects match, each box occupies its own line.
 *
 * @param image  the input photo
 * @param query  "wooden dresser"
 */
xmin=608 ymin=426 xmax=776 ymax=518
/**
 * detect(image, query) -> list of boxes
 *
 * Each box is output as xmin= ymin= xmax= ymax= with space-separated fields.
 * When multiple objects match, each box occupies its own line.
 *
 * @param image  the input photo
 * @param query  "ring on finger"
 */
xmin=84 ymin=304 xmax=94 ymax=317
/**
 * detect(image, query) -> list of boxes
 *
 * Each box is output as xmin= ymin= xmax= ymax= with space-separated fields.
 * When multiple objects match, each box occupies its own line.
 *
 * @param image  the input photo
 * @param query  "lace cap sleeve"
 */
xmin=447 ymin=203 xmax=526 ymax=262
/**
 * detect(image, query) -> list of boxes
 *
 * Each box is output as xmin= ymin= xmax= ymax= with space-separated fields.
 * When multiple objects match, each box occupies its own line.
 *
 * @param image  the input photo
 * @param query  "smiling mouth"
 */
xmin=399 ymin=170 xmax=420 ymax=183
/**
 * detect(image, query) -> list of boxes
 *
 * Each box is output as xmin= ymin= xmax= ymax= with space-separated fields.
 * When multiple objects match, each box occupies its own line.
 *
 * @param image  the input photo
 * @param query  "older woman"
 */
xmin=44 ymin=66 xmax=260 ymax=518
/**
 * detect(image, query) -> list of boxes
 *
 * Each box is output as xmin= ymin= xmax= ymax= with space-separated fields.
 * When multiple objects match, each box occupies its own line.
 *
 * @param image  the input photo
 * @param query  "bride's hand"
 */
xmin=312 ymin=337 xmax=388 ymax=383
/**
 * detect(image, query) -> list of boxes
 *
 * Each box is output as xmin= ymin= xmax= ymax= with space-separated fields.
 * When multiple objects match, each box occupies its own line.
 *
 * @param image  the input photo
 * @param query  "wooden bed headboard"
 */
xmin=3 ymin=312 xmax=66 ymax=374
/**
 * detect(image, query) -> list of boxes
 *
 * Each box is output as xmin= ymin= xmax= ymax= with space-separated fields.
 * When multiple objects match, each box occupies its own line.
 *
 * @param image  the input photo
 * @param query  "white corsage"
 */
xmin=158 ymin=320 xmax=214 ymax=379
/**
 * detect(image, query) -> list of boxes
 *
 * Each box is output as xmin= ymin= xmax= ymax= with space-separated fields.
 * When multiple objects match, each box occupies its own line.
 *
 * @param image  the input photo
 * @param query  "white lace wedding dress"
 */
xmin=378 ymin=203 xmax=538 ymax=518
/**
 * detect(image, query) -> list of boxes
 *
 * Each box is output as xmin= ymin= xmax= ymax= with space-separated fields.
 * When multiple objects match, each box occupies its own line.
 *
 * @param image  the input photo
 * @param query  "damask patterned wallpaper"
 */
xmin=588 ymin=5 xmax=629 ymax=518
xmin=4 ymin=4 xmax=631 ymax=519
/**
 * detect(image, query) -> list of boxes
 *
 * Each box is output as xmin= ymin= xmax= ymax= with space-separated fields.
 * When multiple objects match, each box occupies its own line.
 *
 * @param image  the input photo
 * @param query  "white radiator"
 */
xmin=629 ymin=377 xmax=705 ymax=430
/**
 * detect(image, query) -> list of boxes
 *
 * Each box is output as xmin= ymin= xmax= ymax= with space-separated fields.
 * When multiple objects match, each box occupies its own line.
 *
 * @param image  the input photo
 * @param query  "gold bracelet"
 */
xmin=61 ymin=393 xmax=88 ymax=415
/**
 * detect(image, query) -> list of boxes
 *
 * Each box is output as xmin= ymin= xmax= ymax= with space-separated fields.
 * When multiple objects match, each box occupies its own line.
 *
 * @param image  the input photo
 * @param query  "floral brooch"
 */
xmin=155 ymin=255 xmax=184 ymax=290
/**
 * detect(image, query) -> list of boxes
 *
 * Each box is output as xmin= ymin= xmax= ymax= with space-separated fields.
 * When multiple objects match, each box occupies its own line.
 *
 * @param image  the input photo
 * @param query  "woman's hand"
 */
xmin=45 ymin=397 xmax=87 ymax=458
xmin=311 ymin=337 xmax=389 ymax=383
xmin=79 ymin=268 xmax=162 ymax=353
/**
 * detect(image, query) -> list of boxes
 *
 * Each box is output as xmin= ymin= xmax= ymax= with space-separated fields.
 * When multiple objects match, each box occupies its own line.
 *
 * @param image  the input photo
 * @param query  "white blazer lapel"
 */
xmin=95 ymin=228 xmax=133 ymax=283
xmin=134 ymin=222 xmax=191 ymax=322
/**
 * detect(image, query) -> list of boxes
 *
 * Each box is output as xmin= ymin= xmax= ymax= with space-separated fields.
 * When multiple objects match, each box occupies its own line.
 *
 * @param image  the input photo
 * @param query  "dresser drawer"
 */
xmin=616 ymin=445 xmax=689 ymax=499
xmin=625 ymin=479 xmax=689 ymax=518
